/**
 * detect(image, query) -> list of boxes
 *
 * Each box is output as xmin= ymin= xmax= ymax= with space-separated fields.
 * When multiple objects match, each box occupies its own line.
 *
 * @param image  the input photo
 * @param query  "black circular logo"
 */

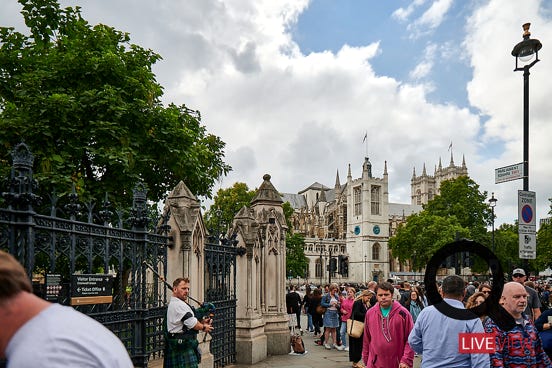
xmin=424 ymin=239 xmax=504 ymax=320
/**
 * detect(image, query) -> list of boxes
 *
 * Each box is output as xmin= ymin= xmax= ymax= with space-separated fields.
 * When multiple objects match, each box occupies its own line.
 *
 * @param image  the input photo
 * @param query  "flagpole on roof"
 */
xmin=363 ymin=131 xmax=368 ymax=157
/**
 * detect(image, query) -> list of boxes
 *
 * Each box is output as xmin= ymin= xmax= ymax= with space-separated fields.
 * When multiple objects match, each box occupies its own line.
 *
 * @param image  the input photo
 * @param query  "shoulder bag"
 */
xmin=347 ymin=311 xmax=364 ymax=338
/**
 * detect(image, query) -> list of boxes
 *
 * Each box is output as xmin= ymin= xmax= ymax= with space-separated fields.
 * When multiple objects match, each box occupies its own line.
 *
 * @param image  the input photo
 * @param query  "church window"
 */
xmin=354 ymin=186 xmax=362 ymax=216
xmin=416 ymin=189 xmax=422 ymax=205
xmin=371 ymin=186 xmax=381 ymax=215
xmin=372 ymin=243 xmax=380 ymax=260
xmin=315 ymin=258 xmax=322 ymax=278
xmin=428 ymin=189 xmax=434 ymax=201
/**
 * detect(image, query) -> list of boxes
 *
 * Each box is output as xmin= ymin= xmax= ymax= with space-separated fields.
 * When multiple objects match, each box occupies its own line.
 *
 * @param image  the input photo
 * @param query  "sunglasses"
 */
xmin=513 ymin=274 xmax=525 ymax=278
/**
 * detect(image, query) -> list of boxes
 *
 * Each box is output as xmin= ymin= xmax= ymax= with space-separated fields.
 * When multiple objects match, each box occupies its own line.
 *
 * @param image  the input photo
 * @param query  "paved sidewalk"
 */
xmin=150 ymin=314 xmax=422 ymax=368
xmin=227 ymin=327 xmax=422 ymax=368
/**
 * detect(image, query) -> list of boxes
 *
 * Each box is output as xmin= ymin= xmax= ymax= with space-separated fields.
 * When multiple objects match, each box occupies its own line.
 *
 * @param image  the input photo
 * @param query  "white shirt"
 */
xmin=167 ymin=296 xmax=198 ymax=333
xmin=6 ymin=303 xmax=133 ymax=368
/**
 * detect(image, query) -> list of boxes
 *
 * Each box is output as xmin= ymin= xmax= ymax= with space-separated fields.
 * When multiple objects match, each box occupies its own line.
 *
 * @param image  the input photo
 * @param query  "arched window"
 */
xmin=416 ymin=189 xmax=422 ymax=205
xmin=315 ymin=258 xmax=322 ymax=278
xmin=372 ymin=243 xmax=380 ymax=260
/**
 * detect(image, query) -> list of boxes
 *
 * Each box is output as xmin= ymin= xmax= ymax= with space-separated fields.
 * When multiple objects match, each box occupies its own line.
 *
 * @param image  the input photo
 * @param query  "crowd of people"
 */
xmin=286 ymin=268 xmax=552 ymax=368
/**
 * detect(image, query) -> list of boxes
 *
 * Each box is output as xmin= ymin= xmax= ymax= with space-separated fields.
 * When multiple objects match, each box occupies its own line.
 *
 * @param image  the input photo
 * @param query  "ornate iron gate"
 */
xmin=204 ymin=233 xmax=241 ymax=367
xmin=0 ymin=143 xmax=169 ymax=367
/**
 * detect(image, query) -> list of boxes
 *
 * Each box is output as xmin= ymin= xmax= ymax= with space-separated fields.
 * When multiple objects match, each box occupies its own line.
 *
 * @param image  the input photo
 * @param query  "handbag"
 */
xmin=347 ymin=315 xmax=364 ymax=338
xmin=316 ymin=305 xmax=327 ymax=315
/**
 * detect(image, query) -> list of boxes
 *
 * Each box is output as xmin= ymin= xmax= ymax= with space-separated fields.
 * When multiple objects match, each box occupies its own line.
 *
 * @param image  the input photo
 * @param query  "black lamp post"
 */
xmin=488 ymin=192 xmax=497 ymax=252
xmin=511 ymin=23 xmax=542 ymax=192
xmin=512 ymin=23 xmax=541 ymax=270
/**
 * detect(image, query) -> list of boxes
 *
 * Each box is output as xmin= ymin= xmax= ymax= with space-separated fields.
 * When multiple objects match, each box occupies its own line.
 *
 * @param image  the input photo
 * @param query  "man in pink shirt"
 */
xmin=362 ymin=282 xmax=414 ymax=368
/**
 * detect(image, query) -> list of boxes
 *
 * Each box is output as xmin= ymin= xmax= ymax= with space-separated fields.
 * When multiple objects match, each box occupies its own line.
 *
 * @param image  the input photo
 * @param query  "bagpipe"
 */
xmin=143 ymin=262 xmax=215 ymax=326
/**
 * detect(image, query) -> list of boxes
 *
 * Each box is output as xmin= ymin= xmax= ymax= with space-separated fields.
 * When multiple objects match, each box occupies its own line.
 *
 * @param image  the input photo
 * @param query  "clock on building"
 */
xmin=373 ymin=225 xmax=380 ymax=235
xmin=354 ymin=225 xmax=361 ymax=235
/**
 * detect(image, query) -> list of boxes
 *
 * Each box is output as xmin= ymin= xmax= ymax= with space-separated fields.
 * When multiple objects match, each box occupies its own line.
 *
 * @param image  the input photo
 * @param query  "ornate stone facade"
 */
xmin=283 ymin=154 xmax=468 ymax=284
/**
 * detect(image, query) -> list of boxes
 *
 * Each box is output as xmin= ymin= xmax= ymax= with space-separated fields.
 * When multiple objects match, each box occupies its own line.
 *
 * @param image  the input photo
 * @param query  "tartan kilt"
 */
xmin=164 ymin=337 xmax=199 ymax=368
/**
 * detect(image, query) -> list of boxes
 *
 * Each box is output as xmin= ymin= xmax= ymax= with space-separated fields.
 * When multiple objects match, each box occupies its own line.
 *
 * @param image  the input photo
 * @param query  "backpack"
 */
xmin=290 ymin=334 xmax=305 ymax=354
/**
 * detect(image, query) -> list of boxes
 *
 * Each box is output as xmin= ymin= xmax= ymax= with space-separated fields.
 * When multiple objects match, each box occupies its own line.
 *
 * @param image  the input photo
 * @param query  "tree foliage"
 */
xmin=286 ymin=232 xmax=308 ymax=278
xmin=203 ymin=182 xmax=256 ymax=233
xmin=0 ymin=0 xmax=230 ymax=208
xmin=535 ymin=198 xmax=552 ymax=271
xmin=389 ymin=176 xmax=493 ymax=269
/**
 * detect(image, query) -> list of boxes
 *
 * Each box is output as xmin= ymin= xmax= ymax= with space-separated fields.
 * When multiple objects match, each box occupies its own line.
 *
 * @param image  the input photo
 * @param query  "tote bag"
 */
xmin=346 ymin=318 xmax=364 ymax=338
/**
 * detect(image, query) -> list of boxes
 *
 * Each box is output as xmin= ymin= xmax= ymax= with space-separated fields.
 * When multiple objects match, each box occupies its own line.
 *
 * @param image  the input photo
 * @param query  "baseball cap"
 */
xmin=512 ymin=268 xmax=526 ymax=276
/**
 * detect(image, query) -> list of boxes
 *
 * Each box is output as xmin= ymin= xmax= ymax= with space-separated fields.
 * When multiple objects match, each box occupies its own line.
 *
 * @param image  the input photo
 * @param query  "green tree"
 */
xmin=0 ymin=0 xmax=230 ymax=208
xmin=493 ymin=223 xmax=522 ymax=272
xmin=389 ymin=212 xmax=468 ymax=270
xmin=389 ymin=176 xmax=493 ymax=269
xmin=203 ymin=182 xmax=256 ymax=233
xmin=286 ymin=232 xmax=308 ymax=278
xmin=423 ymin=176 xmax=492 ymax=243
xmin=535 ymin=198 xmax=552 ymax=271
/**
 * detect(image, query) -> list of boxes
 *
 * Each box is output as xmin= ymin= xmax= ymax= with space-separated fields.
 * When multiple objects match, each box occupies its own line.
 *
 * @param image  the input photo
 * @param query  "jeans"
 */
xmin=307 ymin=309 xmax=314 ymax=331
xmin=339 ymin=320 xmax=348 ymax=347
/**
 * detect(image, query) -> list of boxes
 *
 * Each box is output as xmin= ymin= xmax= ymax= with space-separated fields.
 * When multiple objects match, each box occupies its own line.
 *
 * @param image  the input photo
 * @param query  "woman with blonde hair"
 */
xmin=348 ymin=289 xmax=373 ymax=368
xmin=321 ymin=283 xmax=341 ymax=349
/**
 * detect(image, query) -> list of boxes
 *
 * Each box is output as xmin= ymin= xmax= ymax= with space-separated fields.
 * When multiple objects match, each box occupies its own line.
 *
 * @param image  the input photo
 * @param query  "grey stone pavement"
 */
xmin=227 ymin=323 xmax=422 ymax=368
xmin=151 ymin=314 xmax=422 ymax=368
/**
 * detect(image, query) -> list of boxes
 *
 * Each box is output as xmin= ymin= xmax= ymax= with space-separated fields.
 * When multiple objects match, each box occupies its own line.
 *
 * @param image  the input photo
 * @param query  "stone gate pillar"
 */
xmin=163 ymin=181 xmax=213 ymax=367
xmin=232 ymin=206 xmax=267 ymax=364
xmin=249 ymin=174 xmax=289 ymax=355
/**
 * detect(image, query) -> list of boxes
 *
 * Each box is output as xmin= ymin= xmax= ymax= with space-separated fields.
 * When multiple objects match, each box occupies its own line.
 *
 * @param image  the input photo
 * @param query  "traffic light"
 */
xmin=342 ymin=257 xmax=348 ymax=276
xmin=329 ymin=257 xmax=337 ymax=273
xmin=338 ymin=255 xmax=344 ymax=274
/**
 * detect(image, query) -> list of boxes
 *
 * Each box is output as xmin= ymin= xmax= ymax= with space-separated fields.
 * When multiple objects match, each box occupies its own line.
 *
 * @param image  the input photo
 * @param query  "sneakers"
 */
xmin=335 ymin=344 xmax=345 ymax=351
xmin=324 ymin=344 xmax=332 ymax=350
xmin=344 ymin=346 xmax=349 ymax=351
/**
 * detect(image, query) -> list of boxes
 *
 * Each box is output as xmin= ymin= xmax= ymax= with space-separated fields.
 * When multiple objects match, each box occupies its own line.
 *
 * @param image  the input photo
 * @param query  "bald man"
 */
xmin=484 ymin=282 xmax=551 ymax=367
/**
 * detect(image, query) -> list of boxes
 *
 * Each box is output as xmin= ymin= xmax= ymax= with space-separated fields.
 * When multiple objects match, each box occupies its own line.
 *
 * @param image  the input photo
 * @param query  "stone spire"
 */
xmin=462 ymin=154 xmax=467 ymax=169
xmin=384 ymin=161 xmax=388 ymax=176
xmin=450 ymin=151 xmax=455 ymax=166
xmin=422 ymin=163 xmax=427 ymax=176
xmin=412 ymin=166 xmax=416 ymax=179
xmin=335 ymin=169 xmax=341 ymax=189
xmin=250 ymin=174 xmax=283 ymax=205
xmin=347 ymin=164 xmax=352 ymax=180
xmin=438 ymin=157 xmax=442 ymax=170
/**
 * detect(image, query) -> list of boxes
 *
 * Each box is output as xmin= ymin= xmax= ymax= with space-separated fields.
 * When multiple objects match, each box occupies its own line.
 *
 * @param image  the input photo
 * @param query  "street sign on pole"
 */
xmin=518 ymin=190 xmax=536 ymax=260
xmin=495 ymin=163 xmax=524 ymax=184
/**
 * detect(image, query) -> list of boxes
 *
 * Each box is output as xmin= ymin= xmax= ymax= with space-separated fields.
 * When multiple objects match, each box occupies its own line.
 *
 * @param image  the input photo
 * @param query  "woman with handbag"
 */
xmin=349 ymin=289 xmax=372 ymax=368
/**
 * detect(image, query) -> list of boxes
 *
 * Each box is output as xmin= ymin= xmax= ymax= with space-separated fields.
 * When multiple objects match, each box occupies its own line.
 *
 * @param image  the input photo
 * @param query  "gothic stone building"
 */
xmin=282 ymin=153 xmax=468 ymax=284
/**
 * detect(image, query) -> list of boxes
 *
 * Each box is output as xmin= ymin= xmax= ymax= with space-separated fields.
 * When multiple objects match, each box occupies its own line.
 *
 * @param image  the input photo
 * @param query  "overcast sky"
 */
xmin=2 ymin=0 xmax=552 ymax=228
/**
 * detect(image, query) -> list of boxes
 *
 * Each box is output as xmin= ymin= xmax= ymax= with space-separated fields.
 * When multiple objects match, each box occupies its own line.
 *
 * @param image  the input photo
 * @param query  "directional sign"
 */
xmin=495 ymin=163 xmax=524 ymax=184
xmin=71 ymin=274 xmax=113 ymax=298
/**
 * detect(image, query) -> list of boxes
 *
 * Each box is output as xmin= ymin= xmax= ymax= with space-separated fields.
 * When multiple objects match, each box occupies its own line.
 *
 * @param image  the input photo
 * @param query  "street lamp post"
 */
xmin=512 ymin=23 xmax=542 ymax=270
xmin=489 ymin=192 xmax=497 ymax=252
xmin=511 ymin=23 xmax=542 ymax=192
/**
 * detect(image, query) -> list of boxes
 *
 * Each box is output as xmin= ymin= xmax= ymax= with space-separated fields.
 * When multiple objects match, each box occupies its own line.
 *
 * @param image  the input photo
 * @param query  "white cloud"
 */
xmin=392 ymin=0 xmax=428 ymax=22
xmin=407 ymin=0 xmax=454 ymax=38
xmin=1 ymin=0 xmax=551 ymax=228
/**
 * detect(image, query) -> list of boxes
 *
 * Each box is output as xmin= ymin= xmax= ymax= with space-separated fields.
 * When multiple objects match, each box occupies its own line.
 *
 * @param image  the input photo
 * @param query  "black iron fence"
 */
xmin=0 ymin=143 xmax=169 ymax=367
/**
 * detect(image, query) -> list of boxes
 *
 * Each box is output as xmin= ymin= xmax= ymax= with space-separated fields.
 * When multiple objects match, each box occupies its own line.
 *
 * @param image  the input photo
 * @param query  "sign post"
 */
xmin=518 ymin=190 xmax=536 ymax=259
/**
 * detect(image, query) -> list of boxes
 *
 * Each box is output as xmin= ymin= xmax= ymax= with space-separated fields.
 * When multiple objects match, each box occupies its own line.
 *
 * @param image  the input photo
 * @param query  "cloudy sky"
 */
xmin=2 ymin=0 xmax=552 ymax=228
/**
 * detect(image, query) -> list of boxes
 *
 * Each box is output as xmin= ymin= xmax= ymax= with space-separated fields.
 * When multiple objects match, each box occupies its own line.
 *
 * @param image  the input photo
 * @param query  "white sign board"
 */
xmin=519 ymin=233 xmax=536 ymax=259
xmin=495 ymin=163 xmax=524 ymax=184
xmin=518 ymin=190 xmax=536 ymax=260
